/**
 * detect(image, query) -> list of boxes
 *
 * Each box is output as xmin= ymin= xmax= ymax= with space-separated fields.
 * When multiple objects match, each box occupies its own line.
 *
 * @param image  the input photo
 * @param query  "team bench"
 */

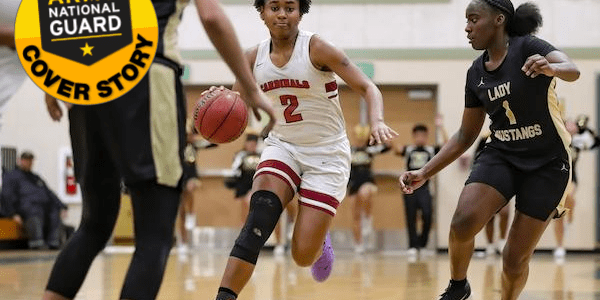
xmin=0 ymin=218 xmax=27 ymax=249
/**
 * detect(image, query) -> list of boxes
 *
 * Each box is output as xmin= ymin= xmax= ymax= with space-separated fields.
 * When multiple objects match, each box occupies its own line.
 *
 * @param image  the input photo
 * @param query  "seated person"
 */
xmin=1 ymin=151 xmax=67 ymax=249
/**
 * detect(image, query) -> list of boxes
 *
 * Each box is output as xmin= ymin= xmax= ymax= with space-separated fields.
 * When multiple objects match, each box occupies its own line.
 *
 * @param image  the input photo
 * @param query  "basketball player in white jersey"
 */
xmin=213 ymin=1 xmax=397 ymax=299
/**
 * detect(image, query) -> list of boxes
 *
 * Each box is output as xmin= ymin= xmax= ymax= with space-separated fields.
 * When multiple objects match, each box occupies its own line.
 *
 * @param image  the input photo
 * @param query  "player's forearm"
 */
xmin=0 ymin=26 xmax=15 ymax=48
xmin=363 ymin=83 xmax=384 ymax=126
xmin=195 ymin=0 xmax=259 ymax=95
xmin=551 ymin=62 xmax=580 ymax=82
xmin=421 ymin=129 xmax=476 ymax=179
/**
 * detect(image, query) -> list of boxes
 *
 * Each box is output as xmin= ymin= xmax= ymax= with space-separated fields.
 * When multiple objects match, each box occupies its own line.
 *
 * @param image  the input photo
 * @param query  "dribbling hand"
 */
xmin=369 ymin=121 xmax=398 ymax=145
xmin=521 ymin=54 xmax=555 ymax=78
xmin=238 ymin=87 xmax=276 ymax=138
xmin=399 ymin=170 xmax=427 ymax=194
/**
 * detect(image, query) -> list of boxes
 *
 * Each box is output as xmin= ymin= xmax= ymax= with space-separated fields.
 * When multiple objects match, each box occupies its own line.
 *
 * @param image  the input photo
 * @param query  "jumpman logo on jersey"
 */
xmin=560 ymin=163 xmax=569 ymax=172
xmin=478 ymin=77 xmax=485 ymax=87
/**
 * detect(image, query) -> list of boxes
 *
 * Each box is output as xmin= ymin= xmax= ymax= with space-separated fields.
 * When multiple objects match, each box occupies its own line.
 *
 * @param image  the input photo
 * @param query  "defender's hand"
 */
xmin=399 ymin=170 xmax=427 ymax=194
xmin=240 ymin=88 xmax=276 ymax=138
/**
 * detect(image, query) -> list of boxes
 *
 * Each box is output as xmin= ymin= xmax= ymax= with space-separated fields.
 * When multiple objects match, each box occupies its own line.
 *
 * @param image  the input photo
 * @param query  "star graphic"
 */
xmin=80 ymin=43 xmax=94 ymax=56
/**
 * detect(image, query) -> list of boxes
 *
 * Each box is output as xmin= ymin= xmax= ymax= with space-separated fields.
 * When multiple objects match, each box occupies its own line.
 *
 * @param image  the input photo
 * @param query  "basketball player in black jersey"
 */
xmin=176 ymin=123 xmax=216 ymax=256
xmin=42 ymin=0 xmax=275 ymax=299
xmin=400 ymin=1 xmax=579 ymax=299
xmin=227 ymin=133 xmax=261 ymax=223
xmin=553 ymin=116 xmax=600 ymax=259
xmin=396 ymin=120 xmax=447 ymax=256
xmin=348 ymin=124 xmax=390 ymax=253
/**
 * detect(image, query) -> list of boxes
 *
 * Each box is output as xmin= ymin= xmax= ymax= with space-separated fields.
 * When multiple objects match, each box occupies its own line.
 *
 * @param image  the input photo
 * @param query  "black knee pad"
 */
xmin=230 ymin=190 xmax=283 ymax=264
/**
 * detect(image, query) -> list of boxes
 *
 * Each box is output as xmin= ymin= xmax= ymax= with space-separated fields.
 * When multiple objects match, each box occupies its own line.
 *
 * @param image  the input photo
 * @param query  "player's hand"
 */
xmin=12 ymin=215 xmax=22 ymax=226
xmin=435 ymin=114 xmax=444 ymax=127
xmin=399 ymin=170 xmax=427 ymax=194
xmin=45 ymin=94 xmax=73 ymax=121
xmin=521 ymin=54 xmax=555 ymax=78
xmin=239 ymin=87 xmax=276 ymax=138
xmin=201 ymin=85 xmax=226 ymax=97
xmin=369 ymin=121 xmax=398 ymax=145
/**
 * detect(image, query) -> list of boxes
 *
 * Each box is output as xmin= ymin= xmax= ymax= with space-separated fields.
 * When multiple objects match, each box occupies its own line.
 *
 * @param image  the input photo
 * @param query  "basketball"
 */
xmin=193 ymin=88 xmax=248 ymax=144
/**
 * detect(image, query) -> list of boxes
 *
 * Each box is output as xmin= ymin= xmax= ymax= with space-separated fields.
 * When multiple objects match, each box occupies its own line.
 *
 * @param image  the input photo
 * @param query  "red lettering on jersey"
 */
xmin=260 ymin=79 xmax=311 ymax=92
xmin=325 ymin=81 xmax=337 ymax=92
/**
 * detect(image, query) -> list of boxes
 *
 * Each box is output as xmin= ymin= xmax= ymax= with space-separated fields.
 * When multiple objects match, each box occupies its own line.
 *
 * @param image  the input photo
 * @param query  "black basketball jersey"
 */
xmin=465 ymin=35 xmax=570 ymax=171
xmin=401 ymin=145 xmax=439 ymax=171
xmin=231 ymin=150 xmax=261 ymax=187
xmin=153 ymin=0 xmax=189 ymax=64
xmin=570 ymin=128 xmax=600 ymax=183
xmin=350 ymin=144 xmax=390 ymax=177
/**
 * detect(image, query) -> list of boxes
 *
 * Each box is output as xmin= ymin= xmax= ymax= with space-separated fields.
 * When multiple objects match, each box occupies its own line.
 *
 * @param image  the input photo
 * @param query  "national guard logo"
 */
xmin=15 ymin=0 xmax=159 ymax=105
xmin=39 ymin=0 xmax=133 ymax=66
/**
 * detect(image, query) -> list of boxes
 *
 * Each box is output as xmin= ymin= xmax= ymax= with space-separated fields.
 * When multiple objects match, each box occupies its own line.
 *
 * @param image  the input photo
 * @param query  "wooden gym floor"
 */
xmin=0 ymin=249 xmax=599 ymax=300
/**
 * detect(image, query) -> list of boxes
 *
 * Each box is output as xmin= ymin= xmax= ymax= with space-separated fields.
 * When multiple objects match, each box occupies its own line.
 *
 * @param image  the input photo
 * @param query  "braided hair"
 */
xmin=481 ymin=0 xmax=543 ymax=36
xmin=254 ymin=0 xmax=311 ymax=15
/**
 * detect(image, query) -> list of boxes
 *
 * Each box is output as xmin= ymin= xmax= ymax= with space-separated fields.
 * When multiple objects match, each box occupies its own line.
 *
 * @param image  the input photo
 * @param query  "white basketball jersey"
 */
xmin=253 ymin=31 xmax=346 ymax=146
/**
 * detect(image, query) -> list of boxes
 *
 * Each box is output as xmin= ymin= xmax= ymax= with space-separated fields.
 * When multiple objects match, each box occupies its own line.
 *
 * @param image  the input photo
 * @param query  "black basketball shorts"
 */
xmin=69 ymin=60 xmax=187 ymax=188
xmin=348 ymin=174 xmax=375 ymax=195
xmin=466 ymin=148 xmax=571 ymax=221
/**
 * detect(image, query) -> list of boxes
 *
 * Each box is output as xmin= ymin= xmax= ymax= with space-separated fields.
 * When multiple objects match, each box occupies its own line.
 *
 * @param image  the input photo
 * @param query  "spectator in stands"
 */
xmin=0 ymin=151 xmax=67 ymax=249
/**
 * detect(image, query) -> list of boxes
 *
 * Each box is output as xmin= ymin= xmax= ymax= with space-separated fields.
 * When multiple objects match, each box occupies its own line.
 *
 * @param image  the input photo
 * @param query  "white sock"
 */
xmin=563 ymin=222 xmax=571 ymax=240
xmin=185 ymin=214 xmax=196 ymax=230
xmin=497 ymin=239 xmax=506 ymax=252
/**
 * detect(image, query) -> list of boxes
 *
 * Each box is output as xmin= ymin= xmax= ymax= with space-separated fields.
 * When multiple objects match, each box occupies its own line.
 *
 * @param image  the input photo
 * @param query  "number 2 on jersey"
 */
xmin=280 ymin=95 xmax=303 ymax=123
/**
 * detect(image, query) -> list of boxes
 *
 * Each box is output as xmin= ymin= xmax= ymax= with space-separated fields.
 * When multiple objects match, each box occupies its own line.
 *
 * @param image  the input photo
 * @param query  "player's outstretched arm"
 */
xmin=521 ymin=50 xmax=580 ymax=82
xmin=194 ymin=0 xmax=275 ymax=131
xmin=308 ymin=35 xmax=397 ymax=144
xmin=45 ymin=94 xmax=72 ymax=122
xmin=0 ymin=25 xmax=15 ymax=49
xmin=400 ymin=107 xmax=485 ymax=194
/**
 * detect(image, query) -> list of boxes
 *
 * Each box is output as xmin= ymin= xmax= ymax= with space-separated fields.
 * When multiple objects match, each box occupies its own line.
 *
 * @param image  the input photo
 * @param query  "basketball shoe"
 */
xmin=311 ymin=232 xmax=334 ymax=282
xmin=439 ymin=280 xmax=471 ymax=300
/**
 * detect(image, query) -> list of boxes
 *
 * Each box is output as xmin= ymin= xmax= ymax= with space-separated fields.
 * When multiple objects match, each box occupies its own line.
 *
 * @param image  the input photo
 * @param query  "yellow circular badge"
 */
xmin=15 ymin=0 xmax=158 ymax=105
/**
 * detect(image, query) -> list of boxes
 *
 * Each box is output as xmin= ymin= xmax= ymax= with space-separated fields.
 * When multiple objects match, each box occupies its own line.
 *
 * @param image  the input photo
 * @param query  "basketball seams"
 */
xmin=194 ymin=88 xmax=248 ymax=143
xmin=237 ymin=99 xmax=249 ymax=140
xmin=207 ymin=93 xmax=239 ymax=142
xmin=195 ymin=91 xmax=220 ymax=137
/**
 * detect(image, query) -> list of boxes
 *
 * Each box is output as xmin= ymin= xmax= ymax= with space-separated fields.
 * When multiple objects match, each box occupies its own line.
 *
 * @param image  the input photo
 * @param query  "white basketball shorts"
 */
xmin=254 ymin=135 xmax=351 ymax=216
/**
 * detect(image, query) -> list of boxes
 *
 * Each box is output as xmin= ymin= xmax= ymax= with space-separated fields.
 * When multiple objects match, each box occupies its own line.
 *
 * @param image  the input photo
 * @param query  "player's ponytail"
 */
xmin=507 ymin=2 xmax=543 ymax=36
xmin=481 ymin=0 xmax=542 ymax=36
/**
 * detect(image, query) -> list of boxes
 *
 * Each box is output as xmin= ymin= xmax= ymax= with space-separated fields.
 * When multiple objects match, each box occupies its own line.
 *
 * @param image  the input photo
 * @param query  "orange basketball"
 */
xmin=193 ymin=88 xmax=248 ymax=144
